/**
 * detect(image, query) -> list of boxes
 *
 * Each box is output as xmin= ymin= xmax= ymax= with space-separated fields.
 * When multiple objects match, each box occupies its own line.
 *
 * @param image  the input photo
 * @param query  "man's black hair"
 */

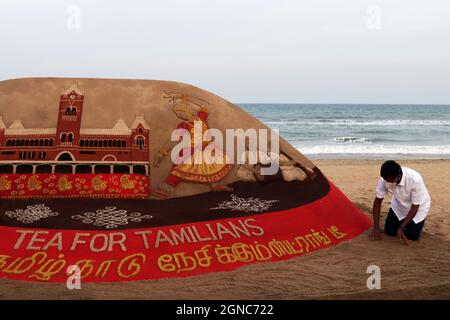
xmin=380 ymin=160 xmax=402 ymax=179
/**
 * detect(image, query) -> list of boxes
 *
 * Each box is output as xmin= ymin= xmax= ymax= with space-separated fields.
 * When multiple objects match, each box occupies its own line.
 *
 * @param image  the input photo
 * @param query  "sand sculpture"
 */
xmin=0 ymin=78 xmax=371 ymax=282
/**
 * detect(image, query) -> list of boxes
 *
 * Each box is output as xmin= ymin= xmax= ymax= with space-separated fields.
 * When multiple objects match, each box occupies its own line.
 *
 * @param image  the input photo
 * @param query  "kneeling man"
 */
xmin=372 ymin=160 xmax=431 ymax=243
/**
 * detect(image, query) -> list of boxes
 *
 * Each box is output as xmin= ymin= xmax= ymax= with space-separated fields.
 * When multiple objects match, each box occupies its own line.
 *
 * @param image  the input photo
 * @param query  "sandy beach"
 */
xmin=1 ymin=159 xmax=449 ymax=300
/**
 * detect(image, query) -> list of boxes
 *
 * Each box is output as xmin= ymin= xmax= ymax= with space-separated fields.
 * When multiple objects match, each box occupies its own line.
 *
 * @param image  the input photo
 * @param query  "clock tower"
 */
xmin=55 ymin=85 xmax=84 ymax=148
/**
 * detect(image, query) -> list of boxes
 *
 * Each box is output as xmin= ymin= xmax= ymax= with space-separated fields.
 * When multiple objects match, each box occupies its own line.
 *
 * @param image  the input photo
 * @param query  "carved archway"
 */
xmin=102 ymin=155 xmax=117 ymax=162
xmin=55 ymin=152 xmax=75 ymax=162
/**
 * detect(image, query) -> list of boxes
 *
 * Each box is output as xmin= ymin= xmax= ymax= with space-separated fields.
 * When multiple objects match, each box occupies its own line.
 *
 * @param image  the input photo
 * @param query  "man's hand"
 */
xmin=397 ymin=227 xmax=410 ymax=246
xmin=372 ymin=227 xmax=382 ymax=240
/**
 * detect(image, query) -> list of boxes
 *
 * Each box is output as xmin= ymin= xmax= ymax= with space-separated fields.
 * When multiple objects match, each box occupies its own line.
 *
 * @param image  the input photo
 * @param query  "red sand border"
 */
xmin=0 ymin=182 xmax=371 ymax=282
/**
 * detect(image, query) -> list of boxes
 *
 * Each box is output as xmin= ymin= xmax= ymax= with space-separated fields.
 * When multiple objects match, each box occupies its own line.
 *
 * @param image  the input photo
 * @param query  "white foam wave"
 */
xmin=297 ymin=145 xmax=450 ymax=155
xmin=332 ymin=137 xmax=370 ymax=143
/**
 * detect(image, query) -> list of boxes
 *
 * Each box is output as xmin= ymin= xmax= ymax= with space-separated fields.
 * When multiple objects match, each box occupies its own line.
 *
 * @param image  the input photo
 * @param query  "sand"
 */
xmin=1 ymin=159 xmax=449 ymax=299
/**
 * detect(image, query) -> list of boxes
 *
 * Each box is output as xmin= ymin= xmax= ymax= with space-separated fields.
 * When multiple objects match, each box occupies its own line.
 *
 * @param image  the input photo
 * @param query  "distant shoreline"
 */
xmin=306 ymin=153 xmax=450 ymax=160
xmin=241 ymin=104 xmax=450 ymax=162
xmin=238 ymin=103 xmax=450 ymax=107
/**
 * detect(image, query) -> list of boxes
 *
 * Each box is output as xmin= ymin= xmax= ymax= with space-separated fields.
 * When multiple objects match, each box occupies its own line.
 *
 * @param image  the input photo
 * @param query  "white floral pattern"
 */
xmin=211 ymin=194 xmax=279 ymax=213
xmin=72 ymin=206 xmax=153 ymax=229
xmin=4 ymin=204 xmax=59 ymax=224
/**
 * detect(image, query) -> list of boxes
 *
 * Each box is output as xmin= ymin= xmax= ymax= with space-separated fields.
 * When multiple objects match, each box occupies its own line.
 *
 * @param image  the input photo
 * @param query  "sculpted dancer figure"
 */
xmin=152 ymin=92 xmax=233 ymax=199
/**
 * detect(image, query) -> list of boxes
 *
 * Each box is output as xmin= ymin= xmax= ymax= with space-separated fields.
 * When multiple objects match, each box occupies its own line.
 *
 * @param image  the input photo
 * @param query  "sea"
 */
xmin=238 ymin=104 xmax=450 ymax=160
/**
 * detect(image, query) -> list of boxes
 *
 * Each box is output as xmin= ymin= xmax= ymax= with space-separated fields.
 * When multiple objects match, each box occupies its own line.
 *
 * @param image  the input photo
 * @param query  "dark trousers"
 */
xmin=384 ymin=208 xmax=425 ymax=241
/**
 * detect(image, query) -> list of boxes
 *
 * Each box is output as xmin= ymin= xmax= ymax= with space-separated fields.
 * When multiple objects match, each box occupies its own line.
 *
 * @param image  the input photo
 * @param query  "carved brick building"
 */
xmin=0 ymin=85 xmax=150 ymax=175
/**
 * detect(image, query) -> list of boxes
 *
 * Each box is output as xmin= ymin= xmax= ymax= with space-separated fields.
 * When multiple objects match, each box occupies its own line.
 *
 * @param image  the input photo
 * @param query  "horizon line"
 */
xmin=235 ymin=102 xmax=450 ymax=106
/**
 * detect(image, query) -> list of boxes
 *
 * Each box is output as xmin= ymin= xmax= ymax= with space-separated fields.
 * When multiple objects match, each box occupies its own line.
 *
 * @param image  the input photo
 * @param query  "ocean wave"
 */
xmin=332 ymin=137 xmax=370 ymax=143
xmin=297 ymin=144 xmax=450 ymax=155
xmin=265 ymin=119 xmax=450 ymax=126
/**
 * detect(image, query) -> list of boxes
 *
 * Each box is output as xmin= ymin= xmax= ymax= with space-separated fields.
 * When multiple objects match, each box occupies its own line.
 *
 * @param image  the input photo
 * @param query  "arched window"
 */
xmin=80 ymin=140 xmax=84 ymax=147
xmin=99 ymin=140 xmax=103 ymax=147
xmin=57 ymin=152 xmax=74 ymax=161
xmin=44 ymin=139 xmax=49 ymax=146
xmin=103 ymin=140 xmax=108 ymax=147
xmin=6 ymin=140 xmax=11 ymax=147
xmin=39 ymin=139 xmax=44 ymax=146
xmin=133 ymin=165 xmax=146 ymax=175
xmin=49 ymin=139 xmax=54 ymax=146
xmin=16 ymin=164 xmax=33 ymax=174
xmin=75 ymin=165 xmax=92 ymax=174
xmin=108 ymin=140 xmax=112 ymax=148
xmin=68 ymin=133 xmax=73 ymax=142
xmin=94 ymin=140 xmax=98 ymax=147
xmin=94 ymin=165 xmax=111 ymax=174
xmin=36 ymin=164 xmax=51 ymax=173
xmin=0 ymin=165 xmax=13 ymax=174
xmin=89 ymin=140 xmax=94 ymax=147
xmin=114 ymin=165 xmax=130 ymax=174
xmin=112 ymin=140 xmax=117 ymax=148
xmin=121 ymin=140 xmax=126 ymax=148
xmin=71 ymin=107 xmax=77 ymax=115
xmin=65 ymin=107 xmax=71 ymax=115
xmin=136 ymin=137 xmax=145 ymax=150
xmin=55 ymin=165 xmax=72 ymax=174
xmin=20 ymin=139 xmax=25 ymax=146
xmin=61 ymin=133 xmax=66 ymax=143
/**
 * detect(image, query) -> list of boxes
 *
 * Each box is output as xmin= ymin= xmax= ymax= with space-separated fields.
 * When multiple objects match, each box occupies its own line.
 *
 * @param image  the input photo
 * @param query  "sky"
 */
xmin=0 ymin=0 xmax=449 ymax=104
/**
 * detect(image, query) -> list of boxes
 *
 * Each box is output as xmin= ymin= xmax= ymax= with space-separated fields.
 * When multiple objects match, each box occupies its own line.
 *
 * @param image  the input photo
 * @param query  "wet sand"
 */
xmin=1 ymin=159 xmax=449 ymax=299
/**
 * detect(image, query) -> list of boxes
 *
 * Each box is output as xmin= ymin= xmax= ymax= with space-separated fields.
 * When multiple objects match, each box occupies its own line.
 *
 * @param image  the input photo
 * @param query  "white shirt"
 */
xmin=375 ymin=167 xmax=431 ymax=223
